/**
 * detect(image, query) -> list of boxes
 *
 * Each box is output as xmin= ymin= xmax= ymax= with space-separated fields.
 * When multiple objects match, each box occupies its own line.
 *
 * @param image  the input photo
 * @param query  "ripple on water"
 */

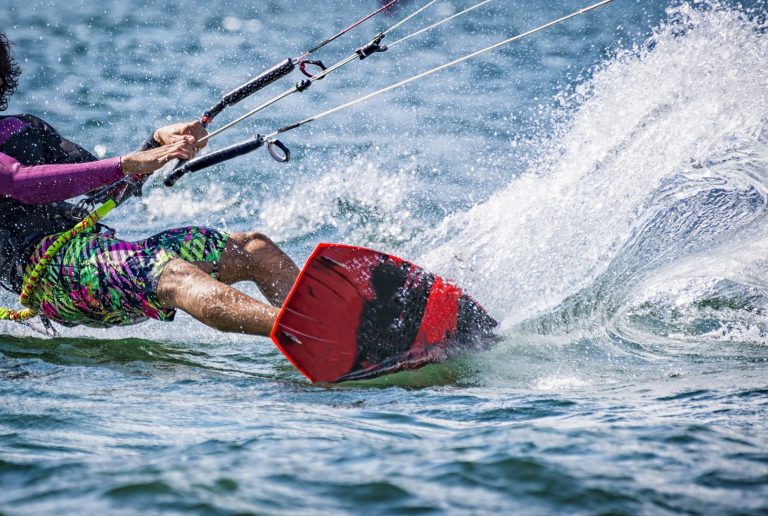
xmin=2 ymin=0 xmax=768 ymax=514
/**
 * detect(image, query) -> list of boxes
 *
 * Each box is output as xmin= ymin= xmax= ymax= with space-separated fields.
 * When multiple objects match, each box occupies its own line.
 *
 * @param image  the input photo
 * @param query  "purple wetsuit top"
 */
xmin=0 ymin=152 xmax=123 ymax=204
xmin=0 ymin=114 xmax=144 ymax=292
xmin=0 ymin=116 xmax=123 ymax=204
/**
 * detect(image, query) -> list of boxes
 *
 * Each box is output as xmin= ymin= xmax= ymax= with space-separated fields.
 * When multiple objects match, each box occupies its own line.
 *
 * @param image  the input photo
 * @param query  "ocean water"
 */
xmin=2 ymin=0 xmax=768 ymax=513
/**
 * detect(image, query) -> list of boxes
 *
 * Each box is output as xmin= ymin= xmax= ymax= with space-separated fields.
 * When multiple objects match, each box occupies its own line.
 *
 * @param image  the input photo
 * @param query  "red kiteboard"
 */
xmin=270 ymin=244 xmax=497 ymax=383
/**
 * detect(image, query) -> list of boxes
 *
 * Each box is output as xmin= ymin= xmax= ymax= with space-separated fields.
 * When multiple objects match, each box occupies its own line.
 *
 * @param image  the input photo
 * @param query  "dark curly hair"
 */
xmin=0 ymin=33 xmax=21 ymax=111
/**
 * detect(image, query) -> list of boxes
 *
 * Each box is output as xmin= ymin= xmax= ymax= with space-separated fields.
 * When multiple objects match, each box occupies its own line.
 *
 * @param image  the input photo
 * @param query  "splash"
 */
xmin=418 ymin=1 xmax=768 ymax=346
xmin=258 ymin=155 xmax=423 ymax=247
xmin=141 ymin=183 xmax=244 ymax=223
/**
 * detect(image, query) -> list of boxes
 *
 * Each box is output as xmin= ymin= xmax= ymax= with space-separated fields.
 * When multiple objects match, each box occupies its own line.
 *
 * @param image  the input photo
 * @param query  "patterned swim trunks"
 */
xmin=24 ymin=226 xmax=229 ymax=327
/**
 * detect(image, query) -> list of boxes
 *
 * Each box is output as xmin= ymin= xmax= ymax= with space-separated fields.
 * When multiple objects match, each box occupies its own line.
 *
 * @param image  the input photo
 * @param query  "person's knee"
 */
xmin=228 ymin=232 xmax=288 ymax=269
xmin=156 ymin=258 xmax=205 ymax=306
xmin=155 ymin=258 xmax=248 ymax=329
xmin=230 ymin=231 xmax=278 ymax=254
xmin=218 ymin=231 xmax=296 ymax=289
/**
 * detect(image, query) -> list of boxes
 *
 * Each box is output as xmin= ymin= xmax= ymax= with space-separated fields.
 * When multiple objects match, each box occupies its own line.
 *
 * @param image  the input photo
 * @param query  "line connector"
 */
xmin=356 ymin=33 xmax=388 ymax=60
xmin=295 ymin=79 xmax=312 ymax=93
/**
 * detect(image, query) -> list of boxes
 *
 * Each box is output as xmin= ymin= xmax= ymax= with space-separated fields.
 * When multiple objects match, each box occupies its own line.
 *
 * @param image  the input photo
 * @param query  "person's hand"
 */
xmin=120 ymin=137 xmax=197 ymax=176
xmin=153 ymin=121 xmax=208 ymax=149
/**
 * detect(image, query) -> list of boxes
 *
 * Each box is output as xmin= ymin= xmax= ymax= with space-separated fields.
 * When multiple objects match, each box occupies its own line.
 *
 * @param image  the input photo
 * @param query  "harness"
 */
xmin=0 ymin=200 xmax=115 ymax=322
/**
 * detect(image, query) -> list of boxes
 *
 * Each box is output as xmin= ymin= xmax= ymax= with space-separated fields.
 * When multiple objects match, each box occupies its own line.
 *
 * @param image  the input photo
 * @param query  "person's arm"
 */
xmin=0 ymin=152 xmax=123 ymax=204
xmin=0 ymin=138 xmax=197 ymax=205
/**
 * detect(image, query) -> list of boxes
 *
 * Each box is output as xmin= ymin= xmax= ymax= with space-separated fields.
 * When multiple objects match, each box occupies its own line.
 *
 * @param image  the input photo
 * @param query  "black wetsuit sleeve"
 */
xmin=56 ymin=130 xmax=98 ymax=164
xmin=14 ymin=113 xmax=158 ymax=160
xmin=13 ymin=114 xmax=98 ymax=165
xmin=139 ymin=133 xmax=162 ymax=151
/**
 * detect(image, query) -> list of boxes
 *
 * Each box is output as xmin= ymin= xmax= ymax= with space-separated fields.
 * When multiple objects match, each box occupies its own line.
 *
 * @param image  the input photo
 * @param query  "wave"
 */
xmin=416 ymin=1 xmax=768 ymax=353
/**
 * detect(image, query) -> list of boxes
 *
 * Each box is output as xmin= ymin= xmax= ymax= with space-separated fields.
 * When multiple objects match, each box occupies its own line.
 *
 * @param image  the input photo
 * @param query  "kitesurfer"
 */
xmin=0 ymin=32 xmax=299 ymax=336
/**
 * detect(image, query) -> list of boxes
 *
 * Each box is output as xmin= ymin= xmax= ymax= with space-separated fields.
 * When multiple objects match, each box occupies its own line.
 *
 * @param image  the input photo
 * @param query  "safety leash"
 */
xmin=0 ymin=200 xmax=116 ymax=322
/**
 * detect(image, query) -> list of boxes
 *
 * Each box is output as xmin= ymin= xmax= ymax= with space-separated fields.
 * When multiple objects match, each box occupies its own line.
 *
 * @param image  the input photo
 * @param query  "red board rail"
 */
xmin=270 ymin=244 xmax=497 ymax=383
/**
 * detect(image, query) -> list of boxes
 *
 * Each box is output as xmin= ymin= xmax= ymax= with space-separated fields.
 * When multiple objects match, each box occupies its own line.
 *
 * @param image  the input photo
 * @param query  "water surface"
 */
xmin=2 ymin=0 xmax=768 ymax=513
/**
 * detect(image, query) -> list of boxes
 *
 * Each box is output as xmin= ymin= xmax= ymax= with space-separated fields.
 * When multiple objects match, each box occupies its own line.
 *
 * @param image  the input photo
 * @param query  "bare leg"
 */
xmin=157 ymin=258 xmax=279 ymax=336
xmin=213 ymin=231 xmax=299 ymax=306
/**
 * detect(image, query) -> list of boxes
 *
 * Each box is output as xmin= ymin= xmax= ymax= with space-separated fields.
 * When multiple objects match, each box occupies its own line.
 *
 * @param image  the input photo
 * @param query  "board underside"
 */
xmin=271 ymin=244 xmax=497 ymax=383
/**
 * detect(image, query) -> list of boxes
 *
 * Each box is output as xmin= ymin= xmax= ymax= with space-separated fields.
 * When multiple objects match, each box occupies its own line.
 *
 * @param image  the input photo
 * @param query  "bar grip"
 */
xmin=164 ymin=135 xmax=264 ymax=187
xmin=203 ymin=59 xmax=295 ymax=123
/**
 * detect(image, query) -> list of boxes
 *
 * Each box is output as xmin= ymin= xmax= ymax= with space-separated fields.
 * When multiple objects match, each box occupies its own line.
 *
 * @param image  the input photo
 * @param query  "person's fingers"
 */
xmin=189 ymin=121 xmax=208 ymax=139
xmin=163 ymin=141 xmax=196 ymax=161
xmin=163 ymin=138 xmax=194 ymax=151
xmin=164 ymin=148 xmax=193 ymax=161
xmin=167 ymin=134 xmax=197 ymax=145
xmin=182 ymin=139 xmax=199 ymax=156
xmin=181 ymin=121 xmax=208 ymax=148
xmin=155 ymin=123 xmax=202 ymax=144
xmin=168 ymin=147 xmax=195 ymax=160
xmin=122 ymin=139 xmax=200 ymax=175
xmin=175 ymin=140 xmax=197 ymax=155
xmin=165 ymin=151 xmax=188 ymax=162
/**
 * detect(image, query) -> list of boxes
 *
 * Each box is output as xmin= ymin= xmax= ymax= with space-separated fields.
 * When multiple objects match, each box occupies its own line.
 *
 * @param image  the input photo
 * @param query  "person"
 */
xmin=0 ymin=32 xmax=299 ymax=336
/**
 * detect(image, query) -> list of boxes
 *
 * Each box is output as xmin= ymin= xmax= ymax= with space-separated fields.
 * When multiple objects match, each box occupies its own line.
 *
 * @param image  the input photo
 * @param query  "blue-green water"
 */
xmin=2 ymin=0 xmax=768 ymax=513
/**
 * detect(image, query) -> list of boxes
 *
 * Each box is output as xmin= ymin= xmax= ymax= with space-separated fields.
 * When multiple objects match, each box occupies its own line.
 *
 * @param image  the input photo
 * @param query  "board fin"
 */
xmin=271 ymin=243 xmax=497 ymax=383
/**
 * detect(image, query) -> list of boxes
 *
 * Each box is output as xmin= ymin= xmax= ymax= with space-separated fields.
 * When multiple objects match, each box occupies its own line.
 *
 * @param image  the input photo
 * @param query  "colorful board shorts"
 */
xmin=24 ymin=226 xmax=229 ymax=327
